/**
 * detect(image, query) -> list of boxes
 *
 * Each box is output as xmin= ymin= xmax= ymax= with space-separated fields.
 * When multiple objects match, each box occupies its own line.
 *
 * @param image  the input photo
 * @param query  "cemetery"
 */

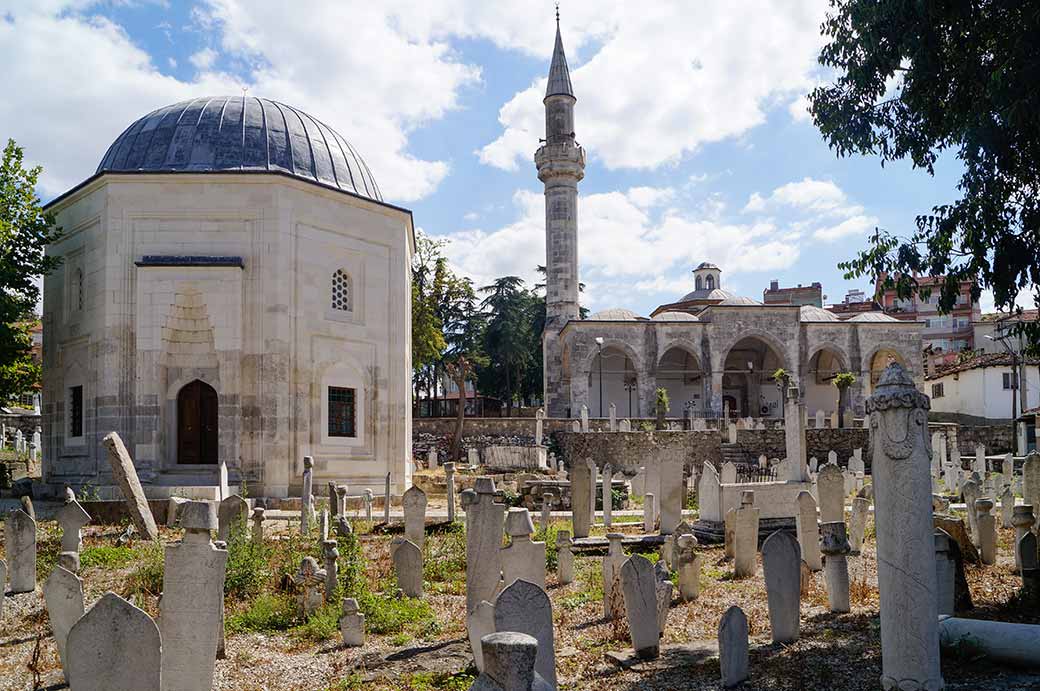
xmin=1 ymin=364 xmax=1039 ymax=689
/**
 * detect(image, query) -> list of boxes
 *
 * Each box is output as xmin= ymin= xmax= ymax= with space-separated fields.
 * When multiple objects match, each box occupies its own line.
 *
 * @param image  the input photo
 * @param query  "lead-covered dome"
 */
xmin=96 ymin=96 xmax=382 ymax=202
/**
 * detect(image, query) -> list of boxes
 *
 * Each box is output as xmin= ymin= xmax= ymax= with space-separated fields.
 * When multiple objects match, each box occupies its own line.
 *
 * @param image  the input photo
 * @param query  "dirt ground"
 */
xmin=1 ymin=512 xmax=1039 ymax=691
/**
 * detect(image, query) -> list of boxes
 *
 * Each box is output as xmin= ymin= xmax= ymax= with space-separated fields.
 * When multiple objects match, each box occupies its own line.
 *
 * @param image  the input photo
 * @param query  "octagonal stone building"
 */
xmin=41 ymin=96 xmax=413 ymax=498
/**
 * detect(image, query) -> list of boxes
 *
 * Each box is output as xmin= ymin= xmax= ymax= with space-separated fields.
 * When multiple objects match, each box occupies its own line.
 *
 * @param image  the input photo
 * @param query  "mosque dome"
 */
xmin=848 ymin=311 xmax=900 ymax=322
xmin=96 ymin=96 xmax=382 ymax=202
xmin=587 ymin=307 xmax=644 ymax=321
xmin=678 ymin=287 xmax=742 ymax=303
xmin=716 ymin=294 xmax=762 ymax=306
xmin=799 ymin=305 xmax=840 ymax=322
xmin=651 ymin=311 xmax=700 ymax=321
xmin=695 ymin=261 xmax=720 ymax=270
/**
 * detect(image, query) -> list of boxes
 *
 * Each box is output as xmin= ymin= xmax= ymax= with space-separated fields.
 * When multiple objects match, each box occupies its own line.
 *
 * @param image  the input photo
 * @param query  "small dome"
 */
xmin=849 ymin=311 xmax=900 ymax=322
xmin=587 ymin=307 xmax=643 ymax=321
xmin=96 ymin=96 xmax=382 ymax=201
xmin=678 ymin=287 xmax=742 ymax=303
xmin=651 ymin=311 xmax=700 ymax=321
xmin=800 ymin=305 xmax=840 ymax=322
xmin=717 ymin=294 xmax=762 ymax=306
xmin=696 ymin=261 xmax=720 ymax=270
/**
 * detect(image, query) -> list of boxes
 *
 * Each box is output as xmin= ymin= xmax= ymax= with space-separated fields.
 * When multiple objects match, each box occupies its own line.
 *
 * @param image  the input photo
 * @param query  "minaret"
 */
xmin=537 ymin=12 xmax=585 ymax=417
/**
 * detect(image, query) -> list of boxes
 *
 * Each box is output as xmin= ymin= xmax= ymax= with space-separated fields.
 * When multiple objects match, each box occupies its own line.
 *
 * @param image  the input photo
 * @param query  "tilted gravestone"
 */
xmin=493 ymin=578 xmax=556 ymax=688
xmin=602 ymin=533 xmax=626 ymax=619
xmin=476 ymin=631 xmax=553 ymax=691
xmin=66 ymin=592 xmax=161 ymax=691
xmin=160 ymin=501 xmax=228 ymax=691
xmin=101 ymin=432 xmax=159 ymax=540
xmin=44 ymin=565 xmax=84 ymax=682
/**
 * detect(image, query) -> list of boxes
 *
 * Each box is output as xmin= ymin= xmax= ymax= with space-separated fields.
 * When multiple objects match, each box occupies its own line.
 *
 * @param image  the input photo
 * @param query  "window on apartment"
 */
xmin=69 ymin=385 xmax=83 ymax=438
xmin=1003 ymin=372 xmax=1018 ymax=390
xmin=931 ymin=383 xmax=944 ymax=399
xmin=328 ymin=386 xmax=356 ymax=437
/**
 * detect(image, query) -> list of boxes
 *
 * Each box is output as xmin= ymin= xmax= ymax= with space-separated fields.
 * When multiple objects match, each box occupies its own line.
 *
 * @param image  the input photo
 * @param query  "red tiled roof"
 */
xmin=927 ymin=352 xmax=1040 ymax=380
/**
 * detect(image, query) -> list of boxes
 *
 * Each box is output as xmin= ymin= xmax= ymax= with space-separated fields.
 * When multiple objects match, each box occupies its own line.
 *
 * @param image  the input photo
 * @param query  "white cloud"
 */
xmin=479 ymin=1 xmax=829 ymax=171
xmin=741 ymin=177 xmax=878 ymax=243
xmin=788 ymin=94 xmax=811 ymax=122
xmin=813 ymin=215 xmax=877 ymax=242
xmin=189 ymin=47 xmax=217 ymax=70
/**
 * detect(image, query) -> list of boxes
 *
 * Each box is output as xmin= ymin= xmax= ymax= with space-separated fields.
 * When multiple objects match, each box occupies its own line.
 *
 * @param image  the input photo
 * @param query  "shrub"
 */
xmin=423 ymin=524 xmax=466 ymax=591
xmin=125 ymin=541 xmax=165 ymax=599
xmin=224 ymin=520 xmax=272 ymax=601
xmin=357 ymin=590 xmax=433 ymax=635
xmin=292 ymin=602 xmax=342 ymax=642
xmin=226 ymin=593 xmax=295 ymax=633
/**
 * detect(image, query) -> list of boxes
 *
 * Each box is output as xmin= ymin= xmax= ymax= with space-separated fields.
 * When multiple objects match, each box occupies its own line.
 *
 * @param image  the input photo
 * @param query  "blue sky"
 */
xmin=3 ymin=1 xmax=995 ymax=315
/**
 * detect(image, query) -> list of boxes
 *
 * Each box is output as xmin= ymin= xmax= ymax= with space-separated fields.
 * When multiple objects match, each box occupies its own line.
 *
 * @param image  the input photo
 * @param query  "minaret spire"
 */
xmin=546 ymin=8 xmax=574 ymax=99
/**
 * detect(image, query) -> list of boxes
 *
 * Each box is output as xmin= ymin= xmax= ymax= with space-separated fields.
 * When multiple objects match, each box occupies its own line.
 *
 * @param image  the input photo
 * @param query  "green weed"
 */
xmin=80 ymin=545 xmax=136 ymax=569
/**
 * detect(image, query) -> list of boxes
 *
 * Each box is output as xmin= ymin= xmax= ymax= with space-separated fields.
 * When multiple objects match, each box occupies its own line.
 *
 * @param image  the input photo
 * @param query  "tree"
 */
xmin=411 ymin=232 xmax=447 ymax=404
xmin=478 ymin=276 xmax=534 ymax=415
xmin=833 ymin=372 xmax=856 ymax=429
xmin=809 ymin=2 xmax=1040 ymax=345
xmin=0 ymin=140 xmax=61 ymax=402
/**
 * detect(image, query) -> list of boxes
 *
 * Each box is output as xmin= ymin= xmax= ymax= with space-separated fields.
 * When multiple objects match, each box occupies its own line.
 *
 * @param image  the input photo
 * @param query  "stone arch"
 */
xmin=718 ymin=333 xmax=790 ymax=418
xmin=580 ymin=339 xmax=642 ymax=418
xmin=863 ymin=345 xmax=909 ymax=393
xmin=716 ymin=330 xmax=791 ymax=375
xmin=176 ymin=379 xmax=218 ymax=465
xmin=804 ymin=345 xmax=850 ymax=416
xmin=695 ymin=275 xmax=703 ymax=291
xmin=657 ymin=342 xmax=705 ymax=418
xmin=705 ymin=274 xmax=715 ymax=290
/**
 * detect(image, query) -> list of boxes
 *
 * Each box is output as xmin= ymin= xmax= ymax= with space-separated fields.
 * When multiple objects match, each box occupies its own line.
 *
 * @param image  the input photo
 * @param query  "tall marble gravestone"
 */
xmin=67 ymin=592 xmax=161 ymax=691
xmin=570 ymin=458 xmax=592 ymax=538
xmin=493 ymin=579 xmax=556 ymax=688
xmin=301 ymin=456 xmax=315 ymax=534
xmin=501 ymin=508 xmax=546 ymax=590
xmin=44 ymin=565 xmax=84 ymax=682
xmin=462 ymin=477 xmax=507 ymax=615
xmin=217 ymin=494 xmax=249 ymax=543
xmin=867 ymin=363 xmax=943 ymax=691
xmin=659 ymin=449 xmax=686 ymax=534
xmin=102 ymin=432 xmax=159 ymax=540
xmin=620 ymin=554 xmax=661 ymax=659
xmin=159 ymin=501 xmax=228 ymax=691
xmin=795 ymin=490 xmax=822 ymax=571
xmin=5 ymin=508 xmax=36 ymax=592
xmin=402 ymin=485 xmax=428 ymax=551
xmin=817 ymin=463 xmax=845 ymax=524
xmin=602 ymin=533 xmax=626 ymax=619
xmin=761 ymin=530 xmax=801 ymax=643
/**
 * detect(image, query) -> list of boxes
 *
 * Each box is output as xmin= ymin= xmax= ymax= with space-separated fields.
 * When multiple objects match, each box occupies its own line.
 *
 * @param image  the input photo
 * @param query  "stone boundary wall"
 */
xmin=0 ymin=413 xmax=41 ymax=438
xmin=734 ymin=428 xmax=871 ymax=468
xmin=558 ymin=430 xmax=722 ymax=474
xmin=951 ymin=424 xmax=1014 ymax=455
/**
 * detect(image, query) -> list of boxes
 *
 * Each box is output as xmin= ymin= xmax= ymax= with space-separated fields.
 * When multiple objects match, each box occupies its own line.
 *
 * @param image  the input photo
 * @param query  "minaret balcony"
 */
xmin=535 ymin=143 xmax=586 ymax=181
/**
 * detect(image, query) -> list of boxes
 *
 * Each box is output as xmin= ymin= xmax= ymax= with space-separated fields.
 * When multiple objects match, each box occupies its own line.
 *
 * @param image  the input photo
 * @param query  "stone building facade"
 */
xmin=538 ymin=29 xmax=922 ymax=420
xmin=42 ymin=97 xmax=413 ymax=497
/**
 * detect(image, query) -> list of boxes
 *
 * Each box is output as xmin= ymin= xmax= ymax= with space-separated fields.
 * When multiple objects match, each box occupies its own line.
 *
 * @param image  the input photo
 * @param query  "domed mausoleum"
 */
xmin=42 ymin=96 xmax=414 ymax=498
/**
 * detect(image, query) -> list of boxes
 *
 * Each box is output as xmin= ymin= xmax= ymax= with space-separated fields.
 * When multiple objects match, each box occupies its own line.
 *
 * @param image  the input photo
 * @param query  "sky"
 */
xmin=2 ymin=0 xmax=1015 ymax=316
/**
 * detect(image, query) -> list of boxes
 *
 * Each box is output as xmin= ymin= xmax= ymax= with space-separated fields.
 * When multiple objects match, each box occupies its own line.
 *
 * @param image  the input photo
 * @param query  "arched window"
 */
xmin=705 ymin=274 xmax=715 ymax=290
xmin=695 ymin=276 xmax=703 ymax=291
xmin=331 ymin=269 xmax=352 ymax=312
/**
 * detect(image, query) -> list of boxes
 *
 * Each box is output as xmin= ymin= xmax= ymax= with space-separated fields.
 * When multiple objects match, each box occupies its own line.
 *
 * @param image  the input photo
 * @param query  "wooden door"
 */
xmin=177 ymin=380 xmax=218 ymax=464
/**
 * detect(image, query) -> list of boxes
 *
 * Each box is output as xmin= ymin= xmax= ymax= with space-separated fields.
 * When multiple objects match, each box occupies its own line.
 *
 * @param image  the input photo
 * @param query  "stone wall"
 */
xmin=558 ymin=430 xmax=722 ymax=474
xmin=0 ymin=413 xmax=42 ymax=439
xmin=733 ymin=428 xmax=871 ymax=467
xmin=950 ymin=424 xmax=1014 ymax=455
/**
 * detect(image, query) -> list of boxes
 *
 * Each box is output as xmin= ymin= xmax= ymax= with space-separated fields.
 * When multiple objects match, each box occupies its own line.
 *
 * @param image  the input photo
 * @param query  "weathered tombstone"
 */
xmin=468 ymin=600 xmax=497 ymax=672
xmin=975 ymin=498 xmax=997 ymax=565
xmin=830 ymin=411 xmax=839 ymax=429
xmin=1024 ymin=452 xmax=1040 ymax=511
xmin=602 ymin=463 xmax=614 ymax=527
xmin=658 ymin=450 xmax=685 ymax=535
xmin=643 ymin=492 xmax=656 ymax=533
xmin=393 ymin=538 xmax=423 ymax=598
xmin=44 ymin=565 xmax=84 ymax=681
xmin=620 ymin=555 xmax=661 ymax=659
xmin=57 ymin=498 xmax=91 ymax=555
xmin=101 ymin=432 xmax=159 ymax=540
xmin=534 ymin=408 xmax=545 ymax=446
xmin=719 ymin=605 xmax=750 ymax=688
xmin=1001 ymin=485 xmax=1015 ymax=529
xmin=384 ymin=472 xmax=392 ymax=524
xmin=795 ymin=491 xmax=822 ymax=571
xmin=251 ymin=507 xmax=265 ymax=542
xmin=819 ymin=521 xmax=851 ymax=613
xmin=867 ymin=363 xmax=942 ymax=690
xmin=468 ymin=447 xmax=480 ymax=466
xmin=848 ymin=496 xmax=869 ymax=555
xmin=294 ymin=556 xmax=326 ymax=615
xmin=462 ymin=478 xmax=506 ymax=614
xmin=962 ymin=479 xmax=981 ymax=547
xmin=602 ymin=532 xmax=626 ymax=619
xmin=761 ymin=530 xmax=801 ymax=643
xmin=160 ymin=500 xmax=228 ymax=691
xmin=676 ymin=534 xmax=701 ymax=601
xmin=444 ymin=462 xmax=457 ymax=522
xmin=318 ymin=509 xmax=329 ymax=541
xmin=815 ymin=409 xmax=825 ymax=429
xmin=428 ymin=447 xmax=439 ymax=470
xmin=217 ymin=494 xmax=248 ymax=543
xmin=580 ymin=404 xmax=589 ymax=432
xmin=1021 ymin=532 xmax=1040 ymax=601
xmin=733 ymin=491 xmax=759 ymax=579
xmin=727 ymin=424 xmax=737 ymax=444
xmin=66 ymin=592 xmax=161 ymax=691
xmin=817 ymin=463 xmax=844 ymax=524
xmin=539 ymin=492 xmax=554 ymax=533
xmin=301 ymin=456 xmax=315 ymax=534
xmin=218 ymin=459 xmax=229 ymax=500
xmin=475 ymin=631 xmax=553 ymax=691
xmin=619 ymin=418 xmax=631 ymax=432
xmin=556 ymin=530 xmax=574 ymax=584
xmin=571 ymin=420 xmax=581 ymax=433
xmin=402 ymin=485 xmax=428 ymax=551
xmin=784 ymin=387 xmax=808 ymax=481
xmin=570 ymin=458 xmax=592 ymax=538
xmin=608 ymin=402 xmax=617 ymax=432
xmin=720 ymin=461 xmax=737 ymax=484
xmin=653 ymin=560 xmax=673 ymax=635
xmin=323 ymin=539 xmax=339 ymax=601
xmin=588 ymin=458 xmax=598 ymax=526
xmin=493 ymin=579 xmax=556 ymax=687
xmin=362 ymin=488 xmax=373 ymax=522
xmin=339 ymin=597 xmax=365 ymax=647
xmin=5 ymin=508 xmax=36 ymax=593
xmin=501 ymin=508 xmax=546 ymax=591
xmin=724 ymin=506 xmax=737 ymax=559
xmin=934 ymin=530 xmax=956 ymax=616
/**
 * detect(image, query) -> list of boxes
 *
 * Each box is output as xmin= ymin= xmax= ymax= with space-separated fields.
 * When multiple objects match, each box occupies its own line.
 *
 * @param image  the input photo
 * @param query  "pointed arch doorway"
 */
xmin=178 ymin=379 xmax=218 ymax=464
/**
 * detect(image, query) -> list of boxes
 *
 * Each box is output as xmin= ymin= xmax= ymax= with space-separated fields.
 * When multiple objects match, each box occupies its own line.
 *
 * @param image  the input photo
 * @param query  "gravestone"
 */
xmin=294 ymin=557 xmax=326 ymax=615
xmin=101 ymin=432 xmax=159 ymax=540
xmin=733 ymin=492 xmax=759 ymax=579
xmin=160 ymin=500 xmax=228 ymax=691
xmin=815 ymin=409 xmax=825 ymax=429
xmin=1001 ymin=486 xmax=1015 ymax=529
xmin=962 ymin=479 xmax=981 ymax=547
xmin=571 ymin=459 xmax=592 ymax=538
xmin=540 ymin=492 xmax=554 ymax=533
xmin=719 ymin=605 xmax=750 ymax=688
xmin=66 ymin=592 xmax=161 ymax=691
xmin=445 ymin=462 xmax=457 ymax=522
xmin=974 ymin=444 xmax=986 ymax=475
xmin=428 ymin=447 xmax=438 ymax=470
xmin=609 ymin=403 xmax=617 ymax=432
xmin=934 ymin=530 xmax=956 ymax=616
xmin=619 ymin=418 xmax=631 ymax=432
xmin=384 ymin=473 xmax=392 ymax=524
xmin=809 ymin=456 xmax=818 ymax=474
xmin=817 ymin=463 xmax=844 ymax=523
xmin=724 ymin=507 xmax=736 ymax=559
xmin=501 ymin=508 xmax=545 ymax=590
xmin=1024 ymin=453 xmax=1040 ymax=511
xmin=580 ymin=405 xmax=589 ymax=432
xmin=556 ymin=530 xmax=574 ymax=584
xmin=602 ymin=463 xmax=613 ymax=528
xmin=462 ymin=478 xmax=506 ymax=614
xmin=588 ymin=459 xmax=598 ymax=526
xmin=57 ymin=498 xmax=91 ymax=555
xmin=654 ymin=561 xmax=673 ymax=635
xmin=761 ymin=530 xmax=801 ymax=643
xmin=494 ymin=579 xmax=556 ymax=687
xmin=323 ymin=540 xmax=339 ymax=601
xmin=217 ymin=494 xmax=249 ymax=543
xmin=643 ymin=492 xmax=656 ymax=533
xmin=602 ymin=532 xmax=626 ymax=619
xmin=849 ymin=496 xmax=869 ymax=555
xmin=363 ymin=488 xmax=374 ymax=522
xmin=339 ymin=598 xmax=365 ymax=647
xmin=975 ymin=498 xmax=997 ymax=565
xmin=318 ymin=510 xmax=329 ymax=541
xmin=571 ymin=420 xmax=580 ymax=432
xmin=676 ymin=534 xmax=701 ymax=601
xmin=727 ymin=424 xmax=737 ymax=444
xmin=535 ymin=408 xmax=544 ymax=445
xmin=218 ymin=460 xmax=229 ymax=500
xmin=721 ymin=461 xmax=737 ymax=484
xmin=658 ymin=449 xmax=685 ymax=534
xmin=820 ymin=521 xmax=851 ymax=613
xmin=620 ymin=555 xmax=661 ymax=659
xmin=784 ymin=387 xmax=808 ymax=481
xmin=5 ymin=508 xmax=36 ymax=592
xmin=393 ymin=538 xmax=423 ymax=598
xmin=795 ymin=491 xmax=822 ymax=571
xmin=468 ymin=600 xmax=497 ymax=672
xmin=476 ymin=631 xmax=553 ymax=691
xmin=867 ymin=363 xmax=942 ymax=690
xmin=251 ymin=507 xmax=265 ymax=542
xmin=44 ymin=565 xmax=84 ymax=681
xmin=403 ymin=485 xmax=428 ymax=551
xmin=301 ymin=456 xmax=315 ymax=534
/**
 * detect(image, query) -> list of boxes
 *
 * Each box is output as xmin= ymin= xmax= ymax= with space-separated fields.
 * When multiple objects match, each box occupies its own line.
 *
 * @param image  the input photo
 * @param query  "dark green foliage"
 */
xmin=80 ymin=545 xmax=136 ymax=569
xmin=224 ymin=518 xmax=271 ymax=601
xmin=226 ymin=593 xmax=295 ymax=633
xmin=809 ymin=2 xmax=1040 ymax=344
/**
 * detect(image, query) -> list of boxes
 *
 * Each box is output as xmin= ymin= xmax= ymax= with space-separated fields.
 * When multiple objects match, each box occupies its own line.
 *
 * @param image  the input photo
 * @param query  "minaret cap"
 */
xmin=545 ymin=11 xmax=575 ymax=99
